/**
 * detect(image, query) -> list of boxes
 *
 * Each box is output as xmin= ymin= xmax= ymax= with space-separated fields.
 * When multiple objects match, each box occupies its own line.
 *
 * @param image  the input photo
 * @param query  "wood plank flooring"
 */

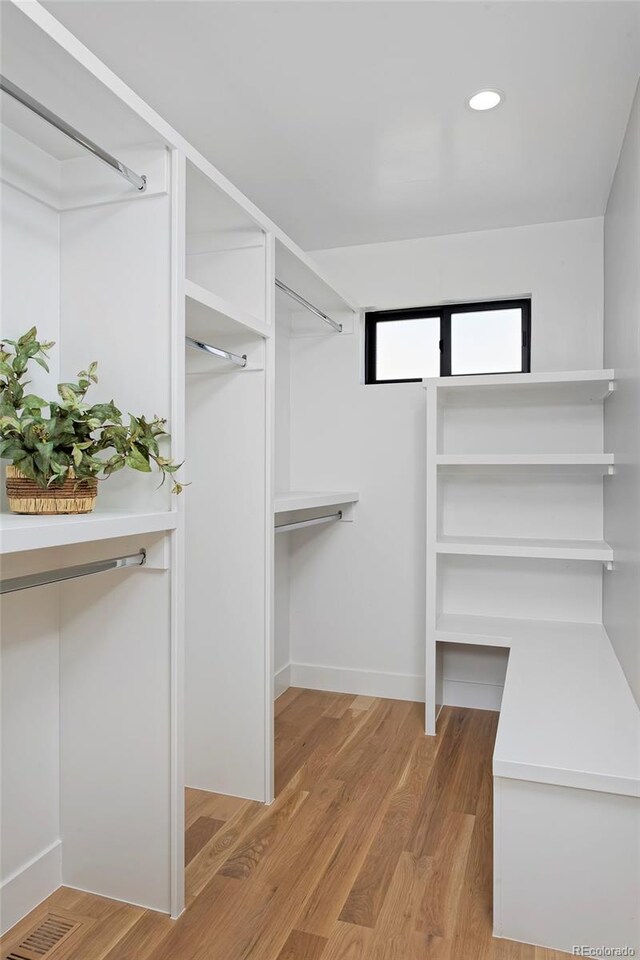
xmin=1 ymin=690 xmax=571 ymax=959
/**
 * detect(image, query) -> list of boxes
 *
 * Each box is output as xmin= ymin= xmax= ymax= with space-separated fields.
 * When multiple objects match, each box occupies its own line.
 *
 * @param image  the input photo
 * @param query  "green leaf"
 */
xmin=126 ymin=445 xmax=152 ymax=473
xmin=21 ymin=394 xmax=47 ymax=412
xmin=17 ymin=327 xmax=37 ymax=346
xmin=34 ymin=356 xmax=50 ymax=373
xmin=15 ymin=453 xmax=36 ymax=480
xmin=0 ymin=415 xmax=21 ymax=434
xmin=34 ymin=441 xmax=54 ymax=473
xmin=58 ymin=383 xmax=79 ymax=403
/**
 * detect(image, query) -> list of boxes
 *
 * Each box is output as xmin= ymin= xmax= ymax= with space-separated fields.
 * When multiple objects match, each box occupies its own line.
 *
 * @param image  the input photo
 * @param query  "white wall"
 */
xmin=284 ymin=218 xmax=604 ymax=707
xmin=0 ymin=147 xmax=63 ymax=930
xmin=603 ymin=82 xmax=640 ymax=707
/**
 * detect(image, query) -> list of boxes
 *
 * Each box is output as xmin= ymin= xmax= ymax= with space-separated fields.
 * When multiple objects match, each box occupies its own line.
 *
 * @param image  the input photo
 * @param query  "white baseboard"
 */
xmin=274 ymin=663 xmax=292 ymax=699
xmin=289 ymin=662 xmax=424 ymax=702
xmin=443 ymin=678 xmax=504 ymax=711
xmin=0 ymin=839 xmax=62 ymax=936
xmin=278 ymin=662 xmax=503 ymax=712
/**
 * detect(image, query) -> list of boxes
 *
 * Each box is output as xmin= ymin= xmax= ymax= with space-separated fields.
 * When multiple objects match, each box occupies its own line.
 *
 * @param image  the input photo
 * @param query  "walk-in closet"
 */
xmin=1 ymin=1 xmax=639 ymax=958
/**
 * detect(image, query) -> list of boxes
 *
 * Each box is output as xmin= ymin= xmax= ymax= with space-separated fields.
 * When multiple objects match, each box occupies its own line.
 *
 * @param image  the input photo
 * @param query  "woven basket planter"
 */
xmin=5 ymin=465 xmax=98 ymax=515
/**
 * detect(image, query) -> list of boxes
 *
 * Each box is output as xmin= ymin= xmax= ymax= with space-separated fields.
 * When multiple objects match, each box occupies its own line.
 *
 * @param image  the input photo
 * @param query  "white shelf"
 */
xmin=274 ymin=491 xmax=359 ymax=514
xmin=436 ymin=453 xmax=615 ymax=474
xmin=185 ymin=279 xmax=270 ymax=340
xmin=436 ymin=535 xmax=613 ymax=562
xmin=0 ymin=509 xmax=179 ymax=555
xmin=424 ymin=369 xmax=615 ymax=405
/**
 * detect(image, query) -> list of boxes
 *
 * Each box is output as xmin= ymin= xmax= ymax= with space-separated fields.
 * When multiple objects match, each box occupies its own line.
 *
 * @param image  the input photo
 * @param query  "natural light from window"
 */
xmin=451 ymin=308 xmax=523 ymax=375
xmin=376 ymin=316 xmax=441 ymax=381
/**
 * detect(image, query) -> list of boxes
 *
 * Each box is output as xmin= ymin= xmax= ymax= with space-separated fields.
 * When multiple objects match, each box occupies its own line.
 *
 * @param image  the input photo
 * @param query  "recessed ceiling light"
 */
xmin=468 ymin=89 xmax=504 ymax=112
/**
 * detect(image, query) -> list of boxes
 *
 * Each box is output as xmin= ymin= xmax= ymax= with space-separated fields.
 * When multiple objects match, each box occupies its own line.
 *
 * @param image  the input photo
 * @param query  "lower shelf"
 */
xmin=434 ymin=613 xmax=603 ymax=647
xmin=435 ymin=535 xmax=613 ymax=562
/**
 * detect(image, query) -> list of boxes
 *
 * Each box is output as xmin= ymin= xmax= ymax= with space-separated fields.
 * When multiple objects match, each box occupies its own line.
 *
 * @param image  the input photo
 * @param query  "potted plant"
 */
xmin=0 ymin=327 xmax=183 ymax=514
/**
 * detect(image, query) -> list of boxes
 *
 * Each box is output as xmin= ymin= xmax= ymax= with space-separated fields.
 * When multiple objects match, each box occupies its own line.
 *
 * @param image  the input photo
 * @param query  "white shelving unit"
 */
xmin=424 ymin=369 xmax=640 ymax=953
xmin=424 ymin=368 xmax=621 ymax=734
xmin=0 ymin=0 xmax=360 ymax=936
xmin=272 ymin=245 xmax=360 ymax=707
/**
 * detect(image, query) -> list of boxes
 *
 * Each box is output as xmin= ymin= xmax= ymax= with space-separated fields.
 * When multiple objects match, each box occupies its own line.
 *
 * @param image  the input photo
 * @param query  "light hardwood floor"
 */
xmin=1 ymin=690 xmax=571 ymax=959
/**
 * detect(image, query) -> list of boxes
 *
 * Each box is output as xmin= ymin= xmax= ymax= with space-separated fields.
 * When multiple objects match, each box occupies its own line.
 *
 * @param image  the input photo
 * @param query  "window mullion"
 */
xmin=440 ymin=310 xmax=451 ymax=377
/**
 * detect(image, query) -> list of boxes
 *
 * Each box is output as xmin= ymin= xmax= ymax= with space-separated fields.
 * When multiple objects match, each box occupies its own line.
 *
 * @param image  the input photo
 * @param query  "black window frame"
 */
xmin=364 ymin=298 xmax=531 ymax=384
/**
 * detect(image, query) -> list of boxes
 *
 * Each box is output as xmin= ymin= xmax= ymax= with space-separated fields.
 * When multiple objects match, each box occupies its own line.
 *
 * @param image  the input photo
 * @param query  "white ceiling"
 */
xmin=43 ymin=1 xmax=640 ymax=250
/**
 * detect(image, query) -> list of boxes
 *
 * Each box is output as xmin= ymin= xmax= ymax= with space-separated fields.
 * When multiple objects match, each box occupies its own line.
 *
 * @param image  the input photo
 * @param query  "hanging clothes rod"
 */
xmin=0 ymin=74 xmax=147 ymax=192
xmin=0 ymin=550 xmax=146 ymax=595
xmin=275 ymin=279 xmax=343 ymax=333
xmin=186 ymin=336 xmax=247 ymax=368
xmin=275 ymin=510 xmax=342 ymax=534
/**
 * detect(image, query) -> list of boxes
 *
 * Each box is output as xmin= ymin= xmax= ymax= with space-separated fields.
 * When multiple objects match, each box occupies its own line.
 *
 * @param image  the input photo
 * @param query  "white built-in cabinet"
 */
xmin=273 ymin=243 xmax=360 ymax=699
xmin=424 ymin=370 xmax=640 ymax=953
xmin=0 ymin=0 xmax=358 ymax=933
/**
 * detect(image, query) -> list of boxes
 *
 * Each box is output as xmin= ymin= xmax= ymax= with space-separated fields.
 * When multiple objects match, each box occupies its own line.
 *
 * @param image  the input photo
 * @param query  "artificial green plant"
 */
xmin=0 ymin=327 xmax=183 ymax=493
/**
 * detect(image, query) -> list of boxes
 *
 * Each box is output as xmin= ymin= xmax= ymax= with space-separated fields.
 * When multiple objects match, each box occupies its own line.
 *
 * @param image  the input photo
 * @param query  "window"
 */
xmin=365 ymin=298 xmax=531 ymax=384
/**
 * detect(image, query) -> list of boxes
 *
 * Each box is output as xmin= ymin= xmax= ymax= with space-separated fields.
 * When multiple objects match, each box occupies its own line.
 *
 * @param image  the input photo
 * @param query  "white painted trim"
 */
xmin=425 ymin=383 xmax=438 ymax=734
xmin=274 ymin=664 xmax=292 ymax=700
xmin=263 ymin=233 xmax=276 ymax=805
xmin=443 ymin=678 xmax=504 ymax=711
xmin=283 ymin=663 xmax=503 ymax=711
xmin=289 ymin=662 xmax=424 ymax=702
xmin=169 ymin=148 xmax=186 ymax=920
xmin=0 ymin=840 xmax=62 ymax=936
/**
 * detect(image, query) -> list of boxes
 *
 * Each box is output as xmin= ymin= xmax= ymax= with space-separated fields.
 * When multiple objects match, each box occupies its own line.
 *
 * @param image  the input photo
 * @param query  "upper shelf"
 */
xmin=0 ymin=509 xmax=178 ymax=555
xmin=274 ymin=491 xmax=359 ymax=514
xmin=185 ymin=280 xmax=270 ymax=340
xmin=424 ymin=369 xmax=616 ymax=405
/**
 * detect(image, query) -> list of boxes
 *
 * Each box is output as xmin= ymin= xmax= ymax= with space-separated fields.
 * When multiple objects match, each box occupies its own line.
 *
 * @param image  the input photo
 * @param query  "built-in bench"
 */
xmin=437 ymin=616 xmax=640 ymax=953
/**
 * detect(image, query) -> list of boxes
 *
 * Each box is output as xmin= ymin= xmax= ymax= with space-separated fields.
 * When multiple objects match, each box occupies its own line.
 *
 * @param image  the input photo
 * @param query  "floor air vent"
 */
xmin=3 ymin=914 xmax=83 ymax=960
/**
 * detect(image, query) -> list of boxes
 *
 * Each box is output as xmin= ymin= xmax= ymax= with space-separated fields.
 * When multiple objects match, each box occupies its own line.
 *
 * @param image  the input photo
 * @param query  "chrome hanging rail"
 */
xmin=0 ymin=550 xmax=146 ymax=595
xmin=0 ymin=74 xmax=147 ymax=192
xmin=275 ymin=279 xmax=343 ymax=333
xmin=186 ymin=336 xmax=247 ymax=368
xmin=275 ymin=511 xmax=342 ymax=534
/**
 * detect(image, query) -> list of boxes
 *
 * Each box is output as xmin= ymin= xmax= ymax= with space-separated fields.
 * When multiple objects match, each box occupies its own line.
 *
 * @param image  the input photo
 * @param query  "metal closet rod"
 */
xmin=186 ymin=336 xmax=247 ymax=368
xmin=275 ymin=279 xmax=343 ymax=333
xmin=0 ymin=550 xmax=146 ymax=595
xmin=275 ymin=510 xmax=342 ymax=534
xmin=0 ymin=74 xmax=147 ymax=192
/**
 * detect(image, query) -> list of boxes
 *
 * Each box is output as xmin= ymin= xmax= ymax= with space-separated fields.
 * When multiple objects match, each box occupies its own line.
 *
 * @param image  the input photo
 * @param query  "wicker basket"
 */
xmin=5 ymin=465 xmax=98 ymax=515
